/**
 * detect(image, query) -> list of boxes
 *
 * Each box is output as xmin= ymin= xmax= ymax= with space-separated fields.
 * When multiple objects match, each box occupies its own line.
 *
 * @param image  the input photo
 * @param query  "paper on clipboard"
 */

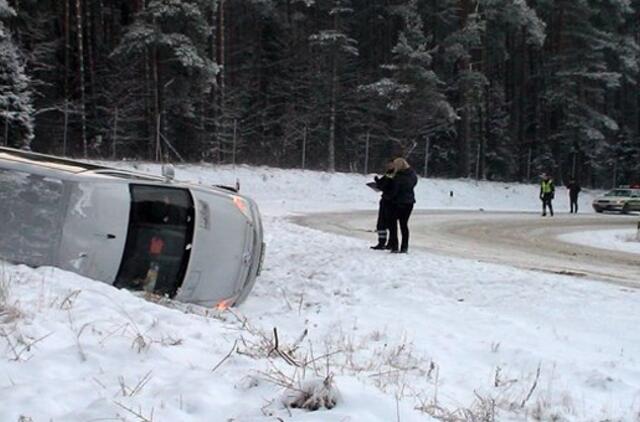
xmin=366 ymin=181 xmax=381 ymax=192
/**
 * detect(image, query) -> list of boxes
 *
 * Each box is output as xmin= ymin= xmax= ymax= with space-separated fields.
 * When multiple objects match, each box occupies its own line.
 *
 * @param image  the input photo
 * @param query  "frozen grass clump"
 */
xmin=0 ymin=272 xmax=22 ymax=324
xmin=282 ymin=375 xmax=340 ymax=411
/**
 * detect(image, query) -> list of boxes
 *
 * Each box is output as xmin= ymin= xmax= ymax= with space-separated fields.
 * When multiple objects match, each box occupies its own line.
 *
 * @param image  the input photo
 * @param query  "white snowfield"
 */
xmin=1 ymin=164 xmax=639 ymax=421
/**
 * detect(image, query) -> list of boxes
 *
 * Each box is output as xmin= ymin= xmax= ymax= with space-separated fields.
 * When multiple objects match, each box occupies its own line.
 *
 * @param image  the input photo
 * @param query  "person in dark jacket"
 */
xmin=371 ymin=161 xmax=395 ymax=250
xmin=540 ymin=173 xmax=555 ymax=216
xmin=387 ymin=158 xmax=417 ymax=253
xmin=567 ymin=179 xmax=581 ymax=214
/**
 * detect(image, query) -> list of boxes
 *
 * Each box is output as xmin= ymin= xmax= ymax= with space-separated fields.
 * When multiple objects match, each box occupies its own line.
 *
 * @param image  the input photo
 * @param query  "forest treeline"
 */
xmin=0 ymin=0 xmax=639 ymax=186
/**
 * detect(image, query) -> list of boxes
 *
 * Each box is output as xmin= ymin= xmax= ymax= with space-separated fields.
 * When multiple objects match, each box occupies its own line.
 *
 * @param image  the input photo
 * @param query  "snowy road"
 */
xmin=296 ymin=210 xmax=640 ymax=287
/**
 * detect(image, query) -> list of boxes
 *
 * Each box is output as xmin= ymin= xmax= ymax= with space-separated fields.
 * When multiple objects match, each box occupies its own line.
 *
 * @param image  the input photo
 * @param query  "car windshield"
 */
xmin=604 ymin=189 xmax=632 ymax=197
xmin=115 ymin=185 xmax=194 ymax=297
xmin=0 ymin=168 xmax=66 ymax=266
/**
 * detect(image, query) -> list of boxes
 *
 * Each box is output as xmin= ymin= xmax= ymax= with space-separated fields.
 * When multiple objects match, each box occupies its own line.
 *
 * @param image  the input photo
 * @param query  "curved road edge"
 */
xmin=293 ymin=210 xmax=640 ymax=289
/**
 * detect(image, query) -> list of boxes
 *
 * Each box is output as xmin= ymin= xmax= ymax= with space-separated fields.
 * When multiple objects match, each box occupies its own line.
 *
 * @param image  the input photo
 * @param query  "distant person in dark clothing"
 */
xmin=567 ymin=179 xmax=581 ymax=214
xmin=371 ymin=161 xmax=396 ymax=250
xmin=387 ymin=158 xmax=417 ymax=253
xmin=540 ymin=173 xmax=555 ymax=217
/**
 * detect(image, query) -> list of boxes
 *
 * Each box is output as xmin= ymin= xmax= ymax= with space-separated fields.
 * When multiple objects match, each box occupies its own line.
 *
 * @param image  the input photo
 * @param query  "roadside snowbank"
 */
xmin=559 ymin=228 xmax=640 ymax=255
xmin=112 ymin=162 xmax=598 ymax=215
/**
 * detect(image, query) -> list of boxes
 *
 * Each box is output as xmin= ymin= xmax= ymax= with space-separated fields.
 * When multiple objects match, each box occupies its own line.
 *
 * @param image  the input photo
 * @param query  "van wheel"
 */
xmin=594 ymin=208 xmax=603 ymax=213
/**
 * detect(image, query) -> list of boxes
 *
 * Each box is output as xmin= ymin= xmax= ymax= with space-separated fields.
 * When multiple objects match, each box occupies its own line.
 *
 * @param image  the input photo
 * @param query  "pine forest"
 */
xmin=1 ymin=0 xmax=639 ymax=187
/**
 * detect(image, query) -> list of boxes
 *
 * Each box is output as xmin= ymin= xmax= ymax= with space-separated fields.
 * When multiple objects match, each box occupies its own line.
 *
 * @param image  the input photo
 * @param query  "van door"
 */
xmin=58 ymin=182 xmax=130 ymax=283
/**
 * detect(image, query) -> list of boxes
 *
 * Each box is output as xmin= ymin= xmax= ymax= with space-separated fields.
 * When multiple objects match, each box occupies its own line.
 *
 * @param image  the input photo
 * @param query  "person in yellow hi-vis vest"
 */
xmin=539 ymin=173 xmax=555 ymax=216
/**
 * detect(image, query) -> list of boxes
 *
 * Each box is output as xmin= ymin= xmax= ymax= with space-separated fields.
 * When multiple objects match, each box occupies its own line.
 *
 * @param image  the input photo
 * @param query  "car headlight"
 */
xmin=232 ymin=195 xmax=253 ymax=220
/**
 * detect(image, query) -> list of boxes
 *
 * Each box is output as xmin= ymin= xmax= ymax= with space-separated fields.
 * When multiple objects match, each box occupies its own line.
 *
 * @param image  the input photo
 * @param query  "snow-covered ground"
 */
xmin=559 ymin=228 xmax=640 ymax=255
xmin=2 ymin=164 xmax=639 ymax=421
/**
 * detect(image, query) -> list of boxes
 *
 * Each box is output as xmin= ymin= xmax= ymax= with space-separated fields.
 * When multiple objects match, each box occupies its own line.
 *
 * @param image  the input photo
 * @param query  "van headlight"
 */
xmin=232 ymin=196 xmax=252 ymax=220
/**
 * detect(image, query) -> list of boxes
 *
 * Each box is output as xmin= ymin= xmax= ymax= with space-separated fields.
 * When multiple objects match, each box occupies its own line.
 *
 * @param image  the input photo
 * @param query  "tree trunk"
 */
xmin=364 ymin=130 xmax=370 ymax=175
xmin=301 ymin=123 xmax=307 ymax=170
xmin=63 ymin=0 xmax=70 ymax=101
xmin=63 ymin=0 xmax=70 ymax=155
xmin=327 ymin=8 xmax=341 ymax=173
xmin=152 ymin=43 xmax=161 ymax=162
xmin=423 ymin=136 xmax=430 ymax=178
xmin=328 ymin=55 xmax=337 ymax=172
xmin=216 ymin=0 xmax=226 ymax=163
xmin=86 ymin=1 xmax=96 ymax=113
xmin=112 ymin=106 xmax=118 ymax=159
xmin=75 ymin=0 xmax=88 ymax=157
xmin=144 ymin=50 xmax=153 ymax=159
xmin=458 ymin=104 xmax=471 ymax=177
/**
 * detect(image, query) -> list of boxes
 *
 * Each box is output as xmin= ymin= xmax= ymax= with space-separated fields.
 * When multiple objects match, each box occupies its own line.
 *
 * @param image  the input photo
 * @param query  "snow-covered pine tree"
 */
xmin=476 ymin=0 xmax=546 ymax=181
xmin=0 ymin=0 xmax=34 ymax=149
xmin=113 ymin=0 xmax=218 ymax=160
xmin=362 ymin=0 xmax=456 ymax=164
xmin=592 ymin=0 xmax=640 ymax=185
xmin=539 ymin=0 xmax=627 ymax=179
xmin=309 ymin=0 xmax=359 ymax=172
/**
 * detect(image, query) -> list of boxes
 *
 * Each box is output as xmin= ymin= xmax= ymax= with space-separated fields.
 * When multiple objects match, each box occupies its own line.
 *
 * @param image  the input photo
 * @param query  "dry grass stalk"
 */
xmin=520 ymin=363 xmax=541 ymax=408
xmin=1 ymin=326 xmax=53 ymax=361
xmin=211 ymin=339 xmax=238 ymax=372
xmin=114 ymin=400 xmax=155 ymax=422
xmin=0 ymin=272 xmax=22 ymax=324
xmin=117 ymin=371 xmax=153 ymax=398
xmin=59 ymin=289 xmax=82 ymax=310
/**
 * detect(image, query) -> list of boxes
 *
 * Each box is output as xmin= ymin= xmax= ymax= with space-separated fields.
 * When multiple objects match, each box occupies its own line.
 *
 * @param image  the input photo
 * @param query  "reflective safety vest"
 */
xmin=541 ymin=180 xmax=554 ymax=194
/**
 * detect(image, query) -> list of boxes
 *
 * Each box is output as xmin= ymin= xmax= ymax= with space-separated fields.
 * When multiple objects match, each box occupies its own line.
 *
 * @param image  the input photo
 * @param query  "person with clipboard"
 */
xmin=368 ymin=160 xmax=395 ymax=250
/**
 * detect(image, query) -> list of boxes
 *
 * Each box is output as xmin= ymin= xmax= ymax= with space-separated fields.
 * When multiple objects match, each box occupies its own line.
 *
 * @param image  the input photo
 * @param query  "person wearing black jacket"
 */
xmin=387 ymin=158 xmax=418 ymax=253
xmin=371 ymin=161 xmax=395 ymax=250
xmin=567 ymin=179 xmax=581 ymax=214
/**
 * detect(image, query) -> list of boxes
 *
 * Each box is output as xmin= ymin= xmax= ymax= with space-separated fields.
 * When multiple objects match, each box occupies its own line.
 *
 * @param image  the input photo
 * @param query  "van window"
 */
xmin=0 ymin=168 xmax=66 ymax=266
xmin=115 ymin=185 xmax=194 ymax=297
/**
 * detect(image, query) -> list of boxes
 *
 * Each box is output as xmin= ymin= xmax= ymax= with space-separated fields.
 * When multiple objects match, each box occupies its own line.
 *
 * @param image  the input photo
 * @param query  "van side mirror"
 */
xmin=162 ymin=164 xmax=175 ymax=182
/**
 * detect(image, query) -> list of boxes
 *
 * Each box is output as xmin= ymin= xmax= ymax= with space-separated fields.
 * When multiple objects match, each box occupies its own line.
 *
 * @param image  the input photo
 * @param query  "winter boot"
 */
xmin=370 ymin=230 xmax=388 ymax=250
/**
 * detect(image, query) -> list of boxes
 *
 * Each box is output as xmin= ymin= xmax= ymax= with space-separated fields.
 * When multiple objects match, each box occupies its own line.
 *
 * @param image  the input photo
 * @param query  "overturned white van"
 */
xmin=0 ymin=147 xmax=264 ymax=307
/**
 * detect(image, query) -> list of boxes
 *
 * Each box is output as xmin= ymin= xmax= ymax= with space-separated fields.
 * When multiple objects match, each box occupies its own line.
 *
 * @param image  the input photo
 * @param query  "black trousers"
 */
xmin=570 ymin=196 xmax=578 ymax=213
xmin=388 ymin=203 xmax=414 ymax=251
xmin=376 ymin=199 xmax=392 ymax=231
xmin=374 ymin=199 xmax=393 ymax=245
xmin=541 ymin=194 xmax=554 ymax=216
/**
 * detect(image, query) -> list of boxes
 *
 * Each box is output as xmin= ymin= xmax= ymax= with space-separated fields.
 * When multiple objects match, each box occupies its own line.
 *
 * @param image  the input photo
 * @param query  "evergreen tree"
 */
xmin=0 ymin=0 xmax=637 ymax=185
xmin=539 ymin=0 xmax=625 ymax=179
xmin=309 ymin=0 xmax=359 ymax=171
xmin=113 ymin=0 xmax=218 ymax=160
xmin=362 ymin=0 xmax=456 ymax=164
xmin=0 ymin=0 xmax=34 ymax=148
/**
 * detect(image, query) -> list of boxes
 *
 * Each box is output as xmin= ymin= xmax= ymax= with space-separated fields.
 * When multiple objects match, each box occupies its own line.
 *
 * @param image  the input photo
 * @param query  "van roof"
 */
xmin=0 ymin=147 xmax=242 ymax=199
xmin=0 ymin=147 xmax=108 ymax=174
